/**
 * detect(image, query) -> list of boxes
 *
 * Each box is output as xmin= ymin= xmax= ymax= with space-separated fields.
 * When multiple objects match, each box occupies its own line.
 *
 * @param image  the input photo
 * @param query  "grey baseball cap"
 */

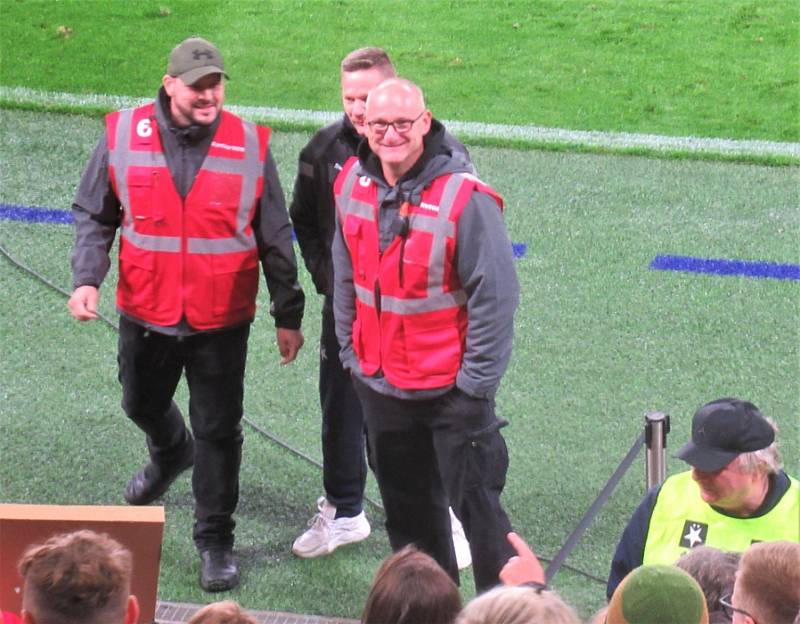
xmin=167 ymin=37 xmax=229 ymax=85
xmin=675 ymin=397 xmax=774 ymax=472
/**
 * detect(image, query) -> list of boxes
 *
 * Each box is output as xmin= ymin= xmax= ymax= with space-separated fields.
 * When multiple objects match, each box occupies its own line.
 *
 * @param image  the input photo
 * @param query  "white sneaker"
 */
xmin=292 ymin=496 xmax=371 ymax=558
xmin=449 ymin=507 xmax=472 ymax=570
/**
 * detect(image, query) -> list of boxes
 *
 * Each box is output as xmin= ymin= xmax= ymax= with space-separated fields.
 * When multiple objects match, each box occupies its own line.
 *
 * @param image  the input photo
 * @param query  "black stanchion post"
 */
xmin=645 ymin=411 xmax=670 ymax=490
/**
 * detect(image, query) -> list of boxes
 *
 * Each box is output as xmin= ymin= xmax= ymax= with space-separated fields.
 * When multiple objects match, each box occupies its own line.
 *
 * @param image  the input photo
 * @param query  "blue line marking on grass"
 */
xmin=0 ymin=204 xmax=74 ymax=224
xmin=1 ymin=202 xmax=529 ymax=258
xmin=651 ymin=255 xmax=800 ymax=281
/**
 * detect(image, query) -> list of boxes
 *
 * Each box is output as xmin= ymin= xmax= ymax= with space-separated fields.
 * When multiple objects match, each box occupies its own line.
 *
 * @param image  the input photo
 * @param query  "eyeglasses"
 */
xmin=366 ymin=111 xmax=425 ymax=134
xmin=719 ymin=593 xmax=758 ymax=623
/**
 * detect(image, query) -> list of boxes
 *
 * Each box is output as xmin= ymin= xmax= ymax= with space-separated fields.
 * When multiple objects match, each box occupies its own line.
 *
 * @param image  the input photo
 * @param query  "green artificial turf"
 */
xmin=1 ymin=108 xmax=798 ymax=619
xmin=1 ymin=0 xmax=798 ymax=142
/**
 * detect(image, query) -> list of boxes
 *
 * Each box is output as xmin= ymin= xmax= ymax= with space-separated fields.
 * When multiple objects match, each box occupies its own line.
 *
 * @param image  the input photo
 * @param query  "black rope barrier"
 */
xmin=3 ymin=238 xmax=628 ymax=586
xmin=545 ymin=431 xmax=645 ymax=584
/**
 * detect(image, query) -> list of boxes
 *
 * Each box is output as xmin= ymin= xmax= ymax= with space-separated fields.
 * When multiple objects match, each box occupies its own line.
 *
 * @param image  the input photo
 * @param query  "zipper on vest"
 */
xmin=394 ymin=201 xmax=411 ymax=288
xmin=152 ymin=170 xmax=164 ymax=223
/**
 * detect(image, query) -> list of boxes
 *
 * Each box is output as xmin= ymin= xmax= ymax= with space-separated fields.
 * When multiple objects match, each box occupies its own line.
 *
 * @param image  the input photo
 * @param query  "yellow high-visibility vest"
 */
xmin=643 ymin=470 xmax=799 ymax=565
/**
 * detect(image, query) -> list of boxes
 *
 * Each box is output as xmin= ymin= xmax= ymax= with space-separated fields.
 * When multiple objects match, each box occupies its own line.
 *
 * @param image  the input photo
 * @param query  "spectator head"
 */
xmin=18 ymin=530 xmax=139 ymax=624
xmin=456 ymin=585 xmax=580 ymax=624
xmin=725 ymin=541 xmax=800 ymax=624
xmin=676 ymin=398 xmax=782 ymax=515
xmin=340 ymin=47 xmax=396 ymax=136
xmin=188 ymin=600 xmax=259 ymax=624
xmin=676 ymin=546 xmax=740 ymax=620
xmin=340 ymin=47 xmax=395 ymax=75
xmin=362 ymin=545 xmax=461 ymax=624
xmin=607 ymin=564 xmax=709 ymax=624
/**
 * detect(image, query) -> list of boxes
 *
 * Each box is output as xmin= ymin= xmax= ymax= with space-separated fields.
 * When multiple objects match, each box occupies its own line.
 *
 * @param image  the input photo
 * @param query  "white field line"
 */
xmin=2 ymin=86 xmax=799 ymax=159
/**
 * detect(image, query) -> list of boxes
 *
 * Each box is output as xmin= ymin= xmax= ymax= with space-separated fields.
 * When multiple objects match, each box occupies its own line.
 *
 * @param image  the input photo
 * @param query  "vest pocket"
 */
xmin=118 ymin=242 xmax=155 ymax=311
xmin=126 ymin=168 xmax=159 ymax=226
xmin=401 ymin=316 xmax=462 ymax=379
xmin=210 ymin=253 xmax=259 ymax=317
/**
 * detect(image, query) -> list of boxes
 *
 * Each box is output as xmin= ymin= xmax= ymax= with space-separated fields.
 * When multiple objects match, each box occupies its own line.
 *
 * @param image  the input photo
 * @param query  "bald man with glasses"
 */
xmin=331 ymin=78 xmax=520 ymax=592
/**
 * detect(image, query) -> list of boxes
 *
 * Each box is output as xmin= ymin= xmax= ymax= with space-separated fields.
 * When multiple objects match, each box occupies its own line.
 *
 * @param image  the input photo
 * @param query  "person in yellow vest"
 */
xmin=606 ymin=397 xmax=799 ymax=599
xmin=67 ymin=37 xmax=305 ymax=591
xmin=331 ymin=78 xmax=520 ymax=592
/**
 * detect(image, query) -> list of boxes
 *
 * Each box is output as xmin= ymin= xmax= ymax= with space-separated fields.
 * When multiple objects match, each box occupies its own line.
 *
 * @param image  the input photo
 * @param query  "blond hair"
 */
xmin=456 ymin=586 xmax=580 ymax=624
xmin=340 ymin=47 xmax=395 ymax=75
xmin=736 ymin=541 xmax=800 ymax=624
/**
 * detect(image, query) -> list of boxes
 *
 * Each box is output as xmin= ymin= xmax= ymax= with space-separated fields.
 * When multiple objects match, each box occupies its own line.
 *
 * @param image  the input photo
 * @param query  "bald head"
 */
xmin=366 ymin=78 xmax=426 ymax=114
xmin=364 ymin=77 xmax=432 ymax=186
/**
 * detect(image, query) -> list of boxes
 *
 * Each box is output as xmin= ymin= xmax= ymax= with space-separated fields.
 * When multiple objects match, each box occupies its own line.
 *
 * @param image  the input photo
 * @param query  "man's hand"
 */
xmin=68 ymin=285 xmax=100 ymax=321
xmin=499 ymin=531 xmax=546 ymax=586
xmin=276 ymin=328 xmax=304 ymax=365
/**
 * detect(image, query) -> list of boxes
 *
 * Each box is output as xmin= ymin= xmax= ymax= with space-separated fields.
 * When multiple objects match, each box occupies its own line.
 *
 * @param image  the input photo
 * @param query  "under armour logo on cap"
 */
xmin=168 ymin=36 xmax=229 ymax=85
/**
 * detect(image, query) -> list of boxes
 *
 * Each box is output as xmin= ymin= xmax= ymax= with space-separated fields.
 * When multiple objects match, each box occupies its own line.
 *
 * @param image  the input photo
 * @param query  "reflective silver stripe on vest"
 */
xmin=409 ymin=174 xmax=463 ymax=295
xmin=381 ymin=289 xmax=467 ymax=314
xmin=384 ymin=174 xmax=469 ymax=314
xmin=337 ymin=166 xmax=372 ymax=223
xmin=187 ymin=119 xmax=260 ymax=254
xmin=110 ymin=109 xmax=181 ymax=252
xmin=110 ymin=107 xmax=261 ymax=254
xmin=338 ymin=168 xmax=478 ymax=316
xmin=354 ymin=283 xmax=375 ymax=307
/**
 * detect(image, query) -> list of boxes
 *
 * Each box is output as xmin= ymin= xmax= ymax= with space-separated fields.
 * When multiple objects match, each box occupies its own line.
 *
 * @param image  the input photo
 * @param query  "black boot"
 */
xmin=199 ymin=547 xmax=240 ymax=592
xmin=124 ymin=438 xmax=194 ymax=505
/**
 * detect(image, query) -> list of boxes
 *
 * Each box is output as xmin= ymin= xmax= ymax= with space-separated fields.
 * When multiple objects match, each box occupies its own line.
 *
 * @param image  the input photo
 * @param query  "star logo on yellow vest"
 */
xmin=679 ymin=520 xmax=708 ymax=549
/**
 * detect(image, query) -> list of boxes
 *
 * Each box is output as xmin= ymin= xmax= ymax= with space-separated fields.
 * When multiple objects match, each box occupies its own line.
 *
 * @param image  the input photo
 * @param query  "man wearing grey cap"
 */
xmin=606 ymin=397 xmax=799 ymax=599
xmin=68 ymin=36 xmax=305 ymax=591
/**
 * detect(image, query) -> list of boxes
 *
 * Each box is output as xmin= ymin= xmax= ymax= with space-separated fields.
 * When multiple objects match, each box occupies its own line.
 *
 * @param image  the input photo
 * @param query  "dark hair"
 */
xmin=675 ymin=546 xmax=739 ymax=616
xmin=362 ymin=545 xmax=461 ymax=624
xmin=19 ymin=530 xmax=132 ymax=624
xmin=340 ymin=47 xmax=395 ymax=75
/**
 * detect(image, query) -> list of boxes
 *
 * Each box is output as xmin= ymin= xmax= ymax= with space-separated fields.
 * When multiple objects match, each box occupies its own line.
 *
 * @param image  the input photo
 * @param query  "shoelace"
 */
xmin=307 ymin=512 xmax=331 ymax=529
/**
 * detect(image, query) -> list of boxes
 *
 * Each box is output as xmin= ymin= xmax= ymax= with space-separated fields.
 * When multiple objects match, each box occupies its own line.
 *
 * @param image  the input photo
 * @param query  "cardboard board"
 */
xmin=0 ymin=504 xmax=164 ymax=623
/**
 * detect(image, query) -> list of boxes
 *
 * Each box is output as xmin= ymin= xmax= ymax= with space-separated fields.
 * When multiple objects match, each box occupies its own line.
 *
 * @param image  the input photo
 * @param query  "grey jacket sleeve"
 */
xmin=331 ymin=206 xmax=359 ymax=371
xmin=71 ymin=134 xmax=122 ymax=290
xmin=254 ymin=148 xmax=305 ymax=330
xmin=455 ymin=191 xmax=519 ymax=398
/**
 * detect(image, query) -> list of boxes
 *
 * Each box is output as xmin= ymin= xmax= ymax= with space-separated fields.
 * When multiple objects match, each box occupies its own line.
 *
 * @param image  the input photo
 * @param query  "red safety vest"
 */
xmin=334 ymin=157 xmax=503 ymax=389
xmin=106 ymin=103 xmax=270 ymax=330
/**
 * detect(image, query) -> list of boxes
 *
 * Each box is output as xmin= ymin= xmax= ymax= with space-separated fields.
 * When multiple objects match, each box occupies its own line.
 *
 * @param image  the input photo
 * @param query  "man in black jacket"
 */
xmin=289 ymin=48 xmax=472 ymax=566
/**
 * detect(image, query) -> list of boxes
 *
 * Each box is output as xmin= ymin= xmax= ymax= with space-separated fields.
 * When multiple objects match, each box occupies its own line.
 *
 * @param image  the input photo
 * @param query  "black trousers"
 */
xmin=319 ymin=301 xmax=367 ymax=517
xmin=353 ymin=377 xmax=515 ymax=593
xmin=118 ymin=316 xmax=249 ymax=550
